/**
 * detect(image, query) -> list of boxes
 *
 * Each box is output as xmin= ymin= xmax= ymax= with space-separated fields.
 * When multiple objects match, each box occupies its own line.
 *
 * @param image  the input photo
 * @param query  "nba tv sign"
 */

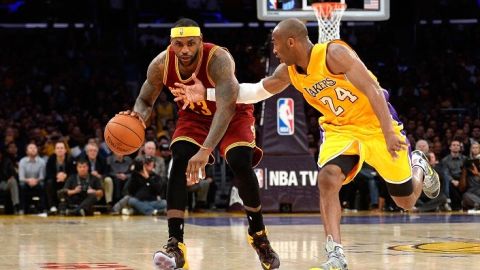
xmin=277 ymin=98 xmax=294 ymax=135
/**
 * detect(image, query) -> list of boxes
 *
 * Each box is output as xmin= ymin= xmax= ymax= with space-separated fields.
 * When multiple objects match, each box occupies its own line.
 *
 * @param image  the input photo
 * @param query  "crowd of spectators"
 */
xmin=0 ymin=2 xmax=479 ymax=214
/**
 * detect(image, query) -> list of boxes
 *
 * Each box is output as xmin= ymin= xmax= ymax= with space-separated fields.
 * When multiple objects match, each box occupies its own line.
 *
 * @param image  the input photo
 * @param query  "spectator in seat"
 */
xmin=470 ymin=126 xmax=480 ymax=145
xmin=415 ymin=139 xmax=430 ymax=155
xmin=127 ymin=156 xmax=166 ymax=216
xmin=106 ymin=153 xmax=132 ymax=203
xmin=18 ymin=143 xmax=46 ymax=213
xmin=59 ymin=158 xmax=103 ymax=216
xmin=0 ymin=151 xmax=20 ymax=213
xmin=81 ymin=142 xmax=113 ymax=208
xmin=460 ymin=145 xmax=480 ymax=210
xmin=141 ymin=141 xmax=167 ymax=182
xmin=6 ymin=142 xmax=20 ymax=170
xmin=45 ymin=141 xmax=74 ymax=214
xmin=468 ymin=141 xmax=480 ymax=159
xmin=442 ymin=139 xmax=467 ymax=210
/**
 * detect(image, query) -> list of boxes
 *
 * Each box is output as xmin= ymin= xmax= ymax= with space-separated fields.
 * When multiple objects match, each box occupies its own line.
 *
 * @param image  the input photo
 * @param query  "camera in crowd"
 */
xmin=131 ymin=155 xmax=155 ymax=172
xmin=80 ymin=179 xmax=90 ymax=193
xmin=465 ymin=158 xmax=480 ymax=171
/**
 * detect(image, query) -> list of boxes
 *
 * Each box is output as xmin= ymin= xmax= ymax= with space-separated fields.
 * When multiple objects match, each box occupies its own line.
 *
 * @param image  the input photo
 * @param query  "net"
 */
xmin=312 ymin=1 xmax=347 ymax=43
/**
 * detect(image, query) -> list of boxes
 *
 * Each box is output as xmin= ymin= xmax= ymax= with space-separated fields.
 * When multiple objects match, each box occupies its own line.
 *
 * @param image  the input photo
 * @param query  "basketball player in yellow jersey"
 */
xmin=173 ymin=18 xmax=440 ymax=270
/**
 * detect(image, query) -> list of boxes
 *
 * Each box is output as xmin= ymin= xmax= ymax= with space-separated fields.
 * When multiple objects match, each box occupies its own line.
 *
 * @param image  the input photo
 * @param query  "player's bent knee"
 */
xmin=226 ymin=146 xmax=253 ymax=172
xmin=387 ymin=180 xmax=415 ymax=210
xmin=317 ymin=166 xmax=343 ymax=191
xmin=391 ymin=196 xmax=416 ymax=210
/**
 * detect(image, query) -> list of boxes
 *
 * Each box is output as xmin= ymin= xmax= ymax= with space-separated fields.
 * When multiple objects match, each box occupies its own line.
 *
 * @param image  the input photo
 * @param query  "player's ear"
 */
xmin=287 ymin=37 xmax=295 ymax=47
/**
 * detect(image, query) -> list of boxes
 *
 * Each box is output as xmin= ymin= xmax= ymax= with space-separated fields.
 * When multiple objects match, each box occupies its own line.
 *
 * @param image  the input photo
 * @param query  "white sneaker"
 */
xmin=311 ymin=235 xmax=348 ymax=270
xmin=411 ymin=150 xmax=440 ymax=199
xmin=121 ymin=208 xmax=134 ymax=216
xmin=49 ymin=206 xmax=58 ymax=213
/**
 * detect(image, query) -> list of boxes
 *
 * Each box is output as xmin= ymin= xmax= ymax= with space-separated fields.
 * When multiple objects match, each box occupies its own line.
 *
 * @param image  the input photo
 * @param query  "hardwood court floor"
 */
xmin=0 ymin=212 xmax=479 ymax=270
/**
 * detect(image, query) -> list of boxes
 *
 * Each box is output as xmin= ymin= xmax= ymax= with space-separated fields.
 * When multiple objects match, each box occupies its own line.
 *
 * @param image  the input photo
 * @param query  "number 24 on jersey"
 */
xmin=320 ymin=87 xmax=358 ymax=116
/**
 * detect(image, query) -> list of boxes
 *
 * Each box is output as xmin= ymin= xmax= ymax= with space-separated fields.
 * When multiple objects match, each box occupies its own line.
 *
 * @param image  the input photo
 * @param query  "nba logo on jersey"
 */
xmin=277 ymin=98 xmax=294 ymax=135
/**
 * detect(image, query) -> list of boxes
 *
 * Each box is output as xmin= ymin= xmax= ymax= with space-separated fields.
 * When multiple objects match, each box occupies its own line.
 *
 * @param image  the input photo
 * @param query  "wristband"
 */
xmin=207 ymin=88 xmax=215 ymax=101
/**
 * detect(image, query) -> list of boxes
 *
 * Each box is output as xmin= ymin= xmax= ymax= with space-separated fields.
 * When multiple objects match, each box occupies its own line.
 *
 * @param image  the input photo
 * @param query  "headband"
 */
xmin=170 ymin=26 xmax=201 ymax=38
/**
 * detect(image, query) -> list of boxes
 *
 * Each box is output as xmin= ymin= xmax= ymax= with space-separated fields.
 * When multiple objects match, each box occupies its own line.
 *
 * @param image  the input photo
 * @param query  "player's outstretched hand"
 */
xmin=185 ymin=149 xmax=209 ymax=186
xmin=385 ymin=131 xmax=408 ymax=159
xmin=118 ymin=110 xmax=146 ymax=129
xmin=169 ymin=86 xmax=189 ymax=110
xmin=173 ymin=73 xmax=207 ymax=105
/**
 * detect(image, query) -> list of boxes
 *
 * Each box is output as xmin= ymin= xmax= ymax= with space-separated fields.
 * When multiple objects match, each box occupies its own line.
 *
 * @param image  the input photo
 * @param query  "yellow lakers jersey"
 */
xmin=287 ymin=40 xmax=396 ymax=134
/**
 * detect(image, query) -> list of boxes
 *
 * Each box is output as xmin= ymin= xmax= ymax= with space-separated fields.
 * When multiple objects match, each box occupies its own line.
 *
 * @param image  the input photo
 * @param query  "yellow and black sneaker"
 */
xmin=153 ymin=237 xmax=189 ymax=270
xmin=247 ymin=229 xmax=280 ymax=270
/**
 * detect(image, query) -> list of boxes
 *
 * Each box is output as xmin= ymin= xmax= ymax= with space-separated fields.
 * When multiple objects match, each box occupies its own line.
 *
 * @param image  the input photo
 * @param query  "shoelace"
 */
xmin=254 ymin=237 xmax=275 ymax=262
xmin=322 ymin=251 xmax=344 ymax=269
xmin=322 ymin=236 xmax=346 ymax=269
xmin=328 ymin=250 xmax=343 ymax=260
xmin=163 ymin=240 xmax=179 ymax=254
xmin=165 ymin=246 xmax=179 ymax=254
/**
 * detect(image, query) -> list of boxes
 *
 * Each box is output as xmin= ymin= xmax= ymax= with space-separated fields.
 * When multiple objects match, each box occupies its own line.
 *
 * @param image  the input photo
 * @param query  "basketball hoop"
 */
xmin=312 ymin=1 xmax=347 ymax=43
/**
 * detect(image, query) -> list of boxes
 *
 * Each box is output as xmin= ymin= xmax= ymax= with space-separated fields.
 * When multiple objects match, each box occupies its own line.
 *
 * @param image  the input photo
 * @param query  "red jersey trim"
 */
xmin=206 ymin=45 xmax=219 ymax=87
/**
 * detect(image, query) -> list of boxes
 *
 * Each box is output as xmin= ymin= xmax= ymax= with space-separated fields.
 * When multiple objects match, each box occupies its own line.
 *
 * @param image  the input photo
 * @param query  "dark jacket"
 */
xmin=77 ymin=154 xmax=109 ymax=178
xmin=46 ymin=154 xmax=75 ymax=182
xmin=64 ymin=173 xmax=102 ymax=196
xmin=460 ymin=158 xmax=480 ymax=193
xmin=0 ymin=155 xmax=15 ymax=182
xmin=442 ymin=154 xmax=467 ymax=182
xmin=128 ymin=171 xmax=163 ymax=201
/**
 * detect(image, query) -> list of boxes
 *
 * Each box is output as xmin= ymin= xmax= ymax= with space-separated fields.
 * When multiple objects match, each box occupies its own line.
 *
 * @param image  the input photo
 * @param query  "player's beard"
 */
xmin=179 ymin=50 xmax=199 ymax=67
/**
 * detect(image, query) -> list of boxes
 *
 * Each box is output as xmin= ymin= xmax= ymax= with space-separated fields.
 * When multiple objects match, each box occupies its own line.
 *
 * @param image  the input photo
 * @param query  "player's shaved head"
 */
xmin=271 ymin=18 xmax=313 ymax=66
xmin=274 ymin=18 xmax=308 ymax=41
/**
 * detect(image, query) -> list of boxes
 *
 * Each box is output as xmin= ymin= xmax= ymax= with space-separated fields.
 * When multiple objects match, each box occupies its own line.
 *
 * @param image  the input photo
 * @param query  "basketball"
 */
xmin=104 ymin=114 xmax=145 ymax=155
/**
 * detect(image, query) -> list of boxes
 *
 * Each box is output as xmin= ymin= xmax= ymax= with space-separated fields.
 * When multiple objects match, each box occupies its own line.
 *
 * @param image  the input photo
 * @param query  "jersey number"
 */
xmin=320 ymin=87 xmax=358 ymax=116
xmin=189 ymin=101 xmax=212 ymax=116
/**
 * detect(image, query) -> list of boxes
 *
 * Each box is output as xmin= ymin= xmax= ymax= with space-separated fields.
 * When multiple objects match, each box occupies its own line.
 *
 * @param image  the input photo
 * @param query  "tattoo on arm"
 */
xmin=133 ymin=52 xmax=166 ymax=121
xmin=202 ymin=49 xmax=238 ymax=149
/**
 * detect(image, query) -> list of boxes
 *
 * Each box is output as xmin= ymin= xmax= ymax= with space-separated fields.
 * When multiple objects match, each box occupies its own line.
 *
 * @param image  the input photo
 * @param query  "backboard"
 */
xmin=257 ymin=0 xmax=389 ymax=21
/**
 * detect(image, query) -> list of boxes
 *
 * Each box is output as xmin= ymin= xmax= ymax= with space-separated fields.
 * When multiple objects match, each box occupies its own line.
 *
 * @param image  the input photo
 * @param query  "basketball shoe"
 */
xmin=247 ymin=229 xmax=280 ymax=270
xmin=411 ymin=150 xmax=440 ymax=199
xmin=153 ymin=237 xmax=189 ymax=270
xmin=310 ymin=235 xmax=348 ymax=270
